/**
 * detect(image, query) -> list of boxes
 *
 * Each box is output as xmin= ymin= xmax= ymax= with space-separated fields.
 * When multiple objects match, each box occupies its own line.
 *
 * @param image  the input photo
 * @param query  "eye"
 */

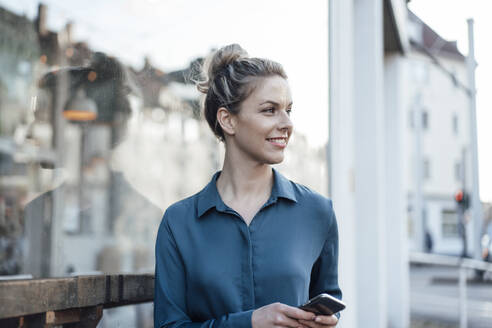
xmin=286 ymin=108 xmax=292 ymax=115
xmin=262 ymin=107 xmax=275 ymax=114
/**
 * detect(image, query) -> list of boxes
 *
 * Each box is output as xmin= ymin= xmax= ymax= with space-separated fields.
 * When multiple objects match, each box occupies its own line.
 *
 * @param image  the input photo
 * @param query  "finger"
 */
xmin=291 ymin=323 xmax=312 ymax=328
xmin=282 ymin=305 xmax=316 ymax=321
xmin=298 ymin=317 xmax=338 ymax=328
xmin=273 ymin=314 xmax=309 ymax=328
xmin=297 ymin=319 xmax=321 ymax=328
xmin=314 ymin=315 xmax=338 ymax=326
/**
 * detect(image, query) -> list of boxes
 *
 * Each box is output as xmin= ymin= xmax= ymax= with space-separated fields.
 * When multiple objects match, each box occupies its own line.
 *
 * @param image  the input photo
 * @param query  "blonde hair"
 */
xmin=196 ymin=44 xmax=287 ymax=141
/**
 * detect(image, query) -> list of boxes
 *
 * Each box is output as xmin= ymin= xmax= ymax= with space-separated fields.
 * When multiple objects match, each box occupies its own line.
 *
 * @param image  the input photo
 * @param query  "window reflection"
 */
xmin=0 ymin=2 xmax=329 ymax=327
xmin=0 ymin=5 xmax=216 ymax=326
xmin=0 ymin=4 xmax=219 ymax=282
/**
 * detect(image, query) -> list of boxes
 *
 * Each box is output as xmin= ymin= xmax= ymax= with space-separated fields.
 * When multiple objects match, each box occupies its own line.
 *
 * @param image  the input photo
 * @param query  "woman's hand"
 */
xmin=251 ymin=302 xmax=316 ymax=328
xmin=298 ymin=314 xmax=338 ymax=327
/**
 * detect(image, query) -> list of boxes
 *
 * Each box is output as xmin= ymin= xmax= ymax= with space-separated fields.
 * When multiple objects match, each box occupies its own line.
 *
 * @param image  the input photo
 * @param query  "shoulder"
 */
xmin=161 ymin=192 xmax=199 ymax=226
xmin=291 ymin=180 xmax=334 ymax=213
xmin=287 ymin=178 xmax=337 ymax=231
xmin=274 ymin=169 xmax=332 ymax=210
xmin=156 ymin=192 xmax=200 ymax=244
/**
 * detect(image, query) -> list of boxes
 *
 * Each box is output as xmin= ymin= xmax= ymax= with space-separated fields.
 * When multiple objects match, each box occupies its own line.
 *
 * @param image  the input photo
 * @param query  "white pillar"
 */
xmin=331 ymin=0 xmax=407 ymax=326
xmin=385 ymin=55 xmax=410 ymax=328
xmin=353 ymin=0 xmax=387 ymax=326
xmin=329 ymin=0 xmax=357 ymax=326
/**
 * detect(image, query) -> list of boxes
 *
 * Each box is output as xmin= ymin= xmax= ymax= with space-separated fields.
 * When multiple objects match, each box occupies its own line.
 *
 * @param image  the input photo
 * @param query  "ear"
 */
xmin=217 ymin=107 xmax=237 ymax=137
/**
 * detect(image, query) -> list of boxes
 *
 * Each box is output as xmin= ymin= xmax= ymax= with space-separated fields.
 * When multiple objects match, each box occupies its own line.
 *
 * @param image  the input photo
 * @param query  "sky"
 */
xmin=0 ymin=0 xmax=329 ymax=146
xmin=1 ymin=0 xmax=490 ymax=201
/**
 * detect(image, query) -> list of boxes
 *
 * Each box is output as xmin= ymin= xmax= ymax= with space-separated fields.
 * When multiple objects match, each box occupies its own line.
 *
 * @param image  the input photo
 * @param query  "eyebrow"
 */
xmin=259 ymin=100 xmax=293 ymax=106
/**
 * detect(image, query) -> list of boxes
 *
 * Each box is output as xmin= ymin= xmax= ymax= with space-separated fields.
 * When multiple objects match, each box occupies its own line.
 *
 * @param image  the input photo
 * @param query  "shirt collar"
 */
xmin=197 ymin=168 xmax=297 ymax=218
xmin=271 ymin=168 xmax=297 ymax=203
xmin=197 ymin=171 xmax=222 ymax=218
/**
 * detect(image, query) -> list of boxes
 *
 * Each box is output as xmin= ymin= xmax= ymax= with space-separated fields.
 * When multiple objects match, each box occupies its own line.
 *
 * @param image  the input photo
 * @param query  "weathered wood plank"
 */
xmin=50 ymin=306 xmax=103 ymax=327
xmin=121 ymin=274 xmax=155 ymax=301
xmin=0 ymin=274 xmax=154 ymax=319
xmin=46 ymin=308 xmax=81 ymax=324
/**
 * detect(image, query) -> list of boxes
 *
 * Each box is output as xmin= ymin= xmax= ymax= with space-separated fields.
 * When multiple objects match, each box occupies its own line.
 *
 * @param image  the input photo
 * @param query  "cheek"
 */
xmin=238 ymin=118 xmax=270 ymax=136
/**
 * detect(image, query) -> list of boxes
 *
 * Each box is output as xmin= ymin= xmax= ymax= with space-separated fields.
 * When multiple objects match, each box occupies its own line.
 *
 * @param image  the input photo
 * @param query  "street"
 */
xmin=410 ymin=264 xmax=492 ymax=327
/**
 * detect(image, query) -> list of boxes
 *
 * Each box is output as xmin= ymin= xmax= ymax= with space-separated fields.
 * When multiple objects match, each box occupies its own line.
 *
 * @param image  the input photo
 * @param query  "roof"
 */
xmin=408 ymin=10 xmax=465 ymax=61
xmin=384 ymin=0 xmax=409 ymax=53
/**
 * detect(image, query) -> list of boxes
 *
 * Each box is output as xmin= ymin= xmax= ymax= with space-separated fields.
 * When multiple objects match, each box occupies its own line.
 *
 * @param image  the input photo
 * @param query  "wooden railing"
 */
xmin=0 ymin=274 xmax=154 ymax=327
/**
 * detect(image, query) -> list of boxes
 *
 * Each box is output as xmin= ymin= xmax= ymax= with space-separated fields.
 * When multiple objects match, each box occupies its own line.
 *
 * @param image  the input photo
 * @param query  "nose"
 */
xmin=278 ymin=110 xmax=293 ymax=132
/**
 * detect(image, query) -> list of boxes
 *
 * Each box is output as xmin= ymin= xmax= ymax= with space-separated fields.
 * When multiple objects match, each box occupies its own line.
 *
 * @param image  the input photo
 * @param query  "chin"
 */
xmin=246 ymin=146 xmax=286 ymax=165
xmin=263 ymin=154 xmax=285 ymax=165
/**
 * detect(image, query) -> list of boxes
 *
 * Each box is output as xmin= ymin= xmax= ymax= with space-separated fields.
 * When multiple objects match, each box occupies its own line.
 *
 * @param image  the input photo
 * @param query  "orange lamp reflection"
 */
xmin=63 ymin=109 xmax=97 ymax=121
xmin=63 ymin=89 xmax=98 ymax=122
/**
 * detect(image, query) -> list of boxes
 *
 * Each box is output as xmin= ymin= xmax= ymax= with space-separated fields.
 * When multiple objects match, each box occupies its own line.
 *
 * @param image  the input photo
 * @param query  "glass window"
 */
xmin=442 ymin=209 xmax=459 ymax=238
xmin=412 ymin=60 xmax=429 ymax=84
xmin=452 ymin=113 xmax=459 ymax=135
xmin=0 ymin=1 xmax=330 ymax=326
xmin=422 ymin=110 xmax=429 ymax=130
xmin=407 ymin=209 xmax=414 ymax=238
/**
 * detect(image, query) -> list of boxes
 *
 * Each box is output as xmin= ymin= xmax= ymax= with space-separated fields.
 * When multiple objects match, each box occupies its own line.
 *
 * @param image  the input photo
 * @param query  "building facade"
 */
xmin=403 ymin=11 xmax=475 ymax=256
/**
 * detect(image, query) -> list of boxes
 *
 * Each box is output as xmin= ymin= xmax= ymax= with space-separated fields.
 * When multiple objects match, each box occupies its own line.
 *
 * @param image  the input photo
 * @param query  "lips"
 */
xmin=266 ymin=137 xmax=288 ymax=147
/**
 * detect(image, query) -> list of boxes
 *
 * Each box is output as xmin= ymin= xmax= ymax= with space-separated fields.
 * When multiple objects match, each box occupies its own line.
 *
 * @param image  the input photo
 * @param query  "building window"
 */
xmin=423 ymin=158 xmax=430 ymax=180
xmin=454 ymin=161 xmax=461 ymax=181
xmin=453 ymin=114 xmax=459 ymax=135
xmin=409 ymin=109 xmax=429 ymax=131
xmin=412 ymin=61 xmax=429 ymax=84
xmin=407 ymin=206 xmax=414 ymax=238
xmin=422 ymin=111 xmax=429 ymax=130
xmin=442 ymin=209 xmax=459 ymax=238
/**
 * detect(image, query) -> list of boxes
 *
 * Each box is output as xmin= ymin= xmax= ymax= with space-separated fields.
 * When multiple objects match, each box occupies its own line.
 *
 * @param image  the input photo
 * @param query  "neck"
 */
xmin=217 ymin=149 xmax=273 ymax=200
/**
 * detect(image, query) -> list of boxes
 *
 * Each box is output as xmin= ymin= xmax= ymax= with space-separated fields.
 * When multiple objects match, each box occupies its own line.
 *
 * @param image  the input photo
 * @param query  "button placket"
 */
xmin=247 ymin=198 xmax=278 ymax=308
xmin=222 ymin=200 xmax=276 ymax=310
xmin=245 ymin=225 xmax=255 ymax=309
xmin=224 ymin=210 xmax=253 ymax=310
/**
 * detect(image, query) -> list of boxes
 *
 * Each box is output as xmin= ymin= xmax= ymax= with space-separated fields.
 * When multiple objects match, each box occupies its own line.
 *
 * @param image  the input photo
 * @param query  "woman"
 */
xmin=154 ymin=44 xmax=342 ymax=328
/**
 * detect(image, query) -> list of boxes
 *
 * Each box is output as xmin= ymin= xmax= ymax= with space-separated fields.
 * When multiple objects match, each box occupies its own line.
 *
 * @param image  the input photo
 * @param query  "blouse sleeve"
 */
xmin=154 ymin=211 xmax=254 ymax=328
xmin=308 ymin=200 xmax=343 ymax=318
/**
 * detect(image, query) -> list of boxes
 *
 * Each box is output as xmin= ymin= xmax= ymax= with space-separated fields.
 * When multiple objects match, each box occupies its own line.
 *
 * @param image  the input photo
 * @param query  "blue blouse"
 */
xmin=154 ymin=168 xmax=342 ymax=328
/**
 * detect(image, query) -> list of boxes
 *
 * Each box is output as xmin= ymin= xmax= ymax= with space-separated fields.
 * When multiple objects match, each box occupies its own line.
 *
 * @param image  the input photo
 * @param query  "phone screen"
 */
xmin=299 ymin=294 xmax=346 ymax=315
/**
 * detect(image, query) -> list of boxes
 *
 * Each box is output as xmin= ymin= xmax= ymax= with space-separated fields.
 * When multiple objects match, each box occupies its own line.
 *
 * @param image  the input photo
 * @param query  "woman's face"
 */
xmin=229 ymin=75 xmax=293 ymax=165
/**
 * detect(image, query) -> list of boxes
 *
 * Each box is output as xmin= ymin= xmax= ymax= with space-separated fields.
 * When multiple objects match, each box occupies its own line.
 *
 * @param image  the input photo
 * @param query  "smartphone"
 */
xmin=299 ymin=293 xmax=346 ymax=316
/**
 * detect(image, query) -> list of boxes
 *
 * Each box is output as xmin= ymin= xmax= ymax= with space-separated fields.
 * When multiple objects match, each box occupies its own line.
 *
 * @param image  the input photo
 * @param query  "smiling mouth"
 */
xmin=266 ymin=137 xmax=288 ymax=146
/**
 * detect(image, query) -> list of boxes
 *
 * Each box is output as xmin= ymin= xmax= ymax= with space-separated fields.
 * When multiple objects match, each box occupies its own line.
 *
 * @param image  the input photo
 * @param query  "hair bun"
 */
xmin=207 ymin=44 xmax=248 ymax=78
xmin=197 ymin=44 xmax=248 ymax=94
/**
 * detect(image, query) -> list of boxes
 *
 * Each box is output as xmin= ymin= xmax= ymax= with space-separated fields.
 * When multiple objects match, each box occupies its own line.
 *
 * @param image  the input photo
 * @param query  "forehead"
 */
xmin=246 ymin=75 xmax=292 ymax=104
